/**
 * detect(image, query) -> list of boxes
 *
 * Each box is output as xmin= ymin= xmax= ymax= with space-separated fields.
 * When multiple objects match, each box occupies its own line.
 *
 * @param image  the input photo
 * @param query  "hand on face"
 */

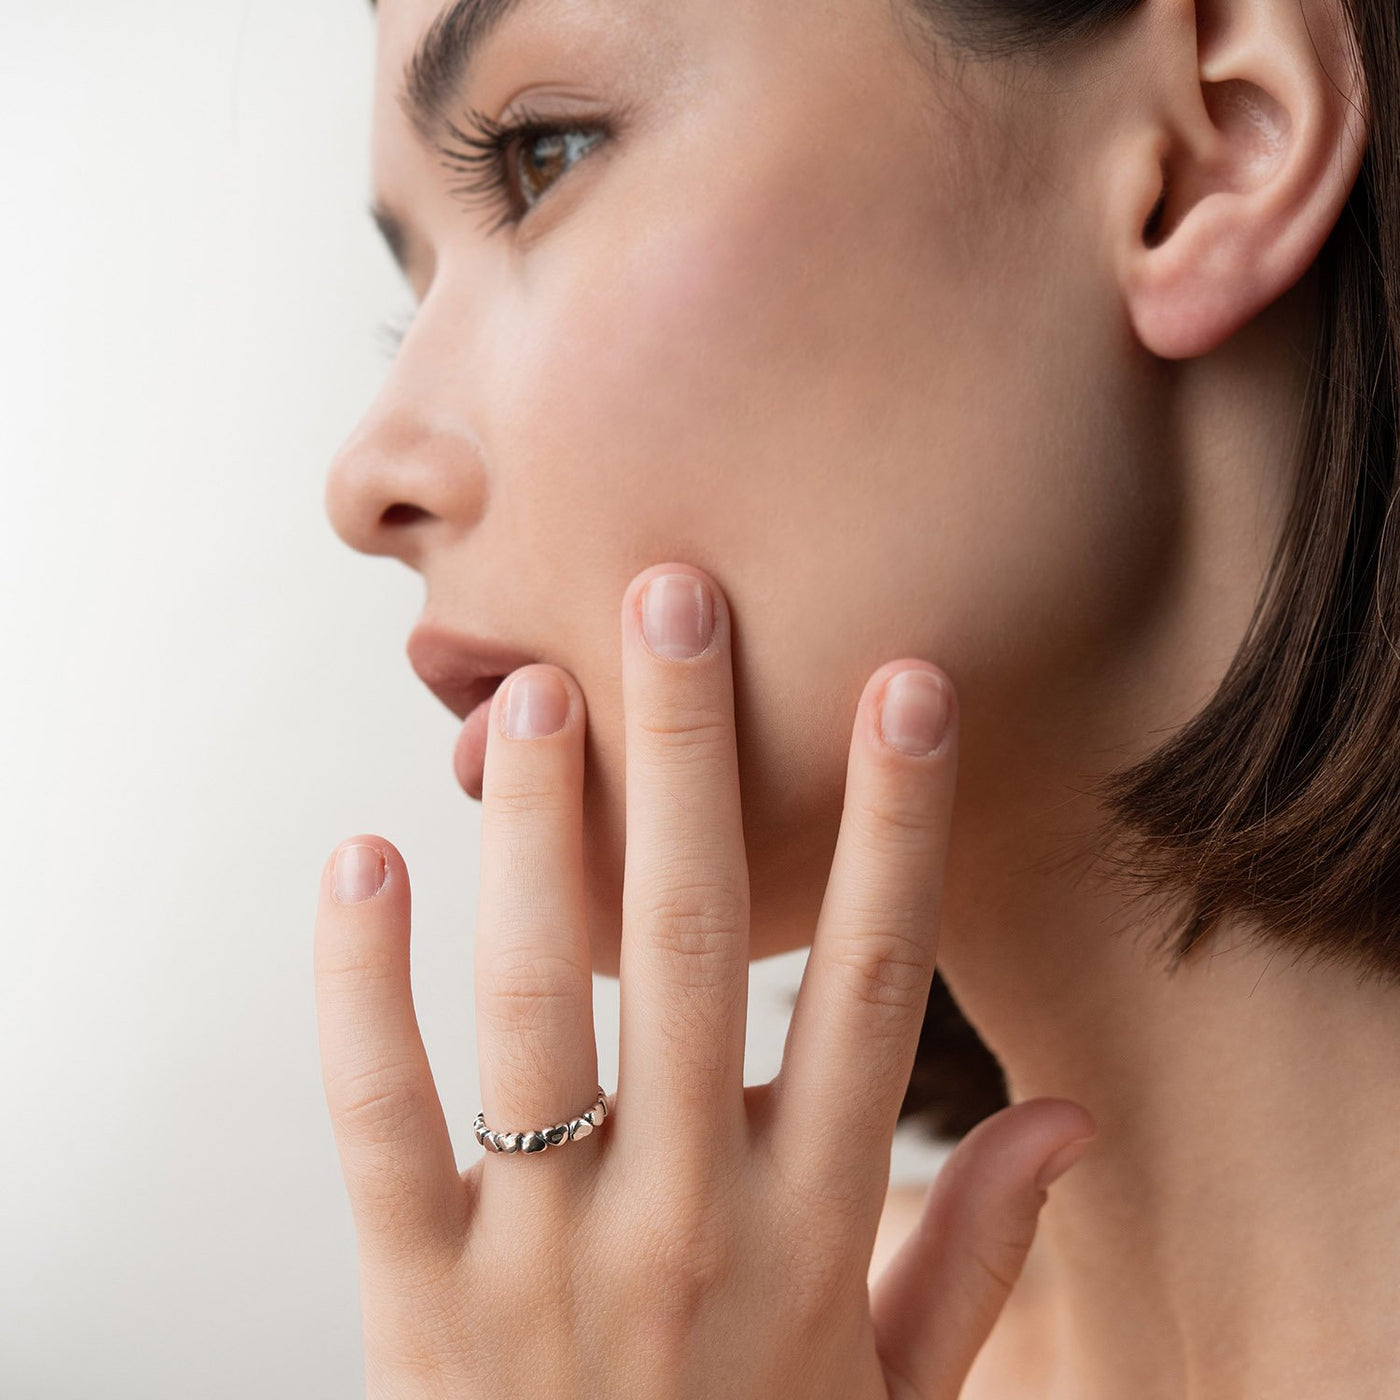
xmin=313 ymin=562 xmax=1096 ymax=1399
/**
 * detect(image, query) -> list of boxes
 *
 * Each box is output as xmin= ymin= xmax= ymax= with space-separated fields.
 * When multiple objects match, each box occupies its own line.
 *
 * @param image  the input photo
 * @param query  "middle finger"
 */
xmin=615 ymin=565 xmax=751 ymax=1163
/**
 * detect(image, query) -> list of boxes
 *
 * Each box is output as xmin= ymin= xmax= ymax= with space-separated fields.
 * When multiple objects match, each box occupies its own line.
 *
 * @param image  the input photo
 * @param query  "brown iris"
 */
xmin=514 ymin=129 xmax=606 ymax=212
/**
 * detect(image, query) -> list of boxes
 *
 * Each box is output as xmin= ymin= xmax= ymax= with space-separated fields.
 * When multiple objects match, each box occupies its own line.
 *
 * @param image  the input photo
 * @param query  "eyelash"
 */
xmin=373 ymin=104 xmax=611 ymax=357
xmin=374 ymin=309 xmax=416 ymax=359
xmin=436 ymin=103 xmax=612 ymax=237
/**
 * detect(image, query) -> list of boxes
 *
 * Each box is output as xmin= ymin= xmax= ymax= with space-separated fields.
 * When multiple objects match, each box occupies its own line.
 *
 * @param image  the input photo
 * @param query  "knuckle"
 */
xmin=485 ymin=776 xmax=572 ymax=823
xmin=480 ymin=947 xmax=590 ymax=1033
xmin=635 ymin=703 xmax=731 ymax=750
xmin=329 ymin=1064 xmax=426 ymax=1146
xmin=638 ymin=851 xmax=747 ymax=927
xmin=829 ymin=927 xmax=934 ymax=1017
xmin=642 ymin=876 xmax=749 ymax=959
xmin=315 ymin=942 xmax=396 ymax=991
xmin=969 ymin=1240 xmax=1024 ymax=1296
xmin=485 ymin=943 xmax=592 ymax=998
xmin=861 ymin=782 xmax=941 ymax=847
xmin=661 ymin=1242 xmax=732 ymax=1324
xmin=937 ymin=1163 xmax=1038 ymax=1298
xmin=629 ymin=1194 xmax=737 ymax=1318
xmin=649 ymin=879 xmax=750 ymax=946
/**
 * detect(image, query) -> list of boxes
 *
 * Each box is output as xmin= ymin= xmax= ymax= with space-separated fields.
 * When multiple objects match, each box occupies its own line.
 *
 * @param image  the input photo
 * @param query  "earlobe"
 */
xmin=1118 ymin=0 xmax=1369 ymax=361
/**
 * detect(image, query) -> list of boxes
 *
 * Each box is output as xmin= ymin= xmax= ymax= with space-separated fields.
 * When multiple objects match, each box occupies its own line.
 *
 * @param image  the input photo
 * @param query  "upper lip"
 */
xmin=406 ymin=621 xmax=539 ymax=722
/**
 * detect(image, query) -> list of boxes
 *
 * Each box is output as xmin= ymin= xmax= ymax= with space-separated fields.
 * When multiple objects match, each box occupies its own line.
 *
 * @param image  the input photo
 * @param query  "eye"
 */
xmin=434 ymin=104 xmax=611 ymax=236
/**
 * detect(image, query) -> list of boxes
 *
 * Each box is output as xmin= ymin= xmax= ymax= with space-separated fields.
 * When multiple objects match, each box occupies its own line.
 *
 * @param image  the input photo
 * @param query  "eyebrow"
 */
xmin=397 ymin=0 xmax=534 ymax=147
xmin=367 ymin=0 xmax=534 ymax=281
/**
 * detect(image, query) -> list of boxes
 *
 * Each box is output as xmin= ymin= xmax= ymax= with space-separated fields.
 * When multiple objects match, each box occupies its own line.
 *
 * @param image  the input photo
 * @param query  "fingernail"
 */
xmin=878 ymin=669 xmax=951 ymax=756
xmin=332 ymin=844 xmax=386 ymax=904
xmin=641 ymin=574 xmax=715 ymax=660
xmin=503 ymin=668 xmax=569 ymax=740
xmin=1034 ymin=1136 xmax=1095 ymax=1190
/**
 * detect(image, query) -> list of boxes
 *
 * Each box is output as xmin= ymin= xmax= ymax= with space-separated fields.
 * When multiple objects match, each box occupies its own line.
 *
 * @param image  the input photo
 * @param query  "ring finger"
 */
xmin=474 ymin=664 xmax=602 ymax=1194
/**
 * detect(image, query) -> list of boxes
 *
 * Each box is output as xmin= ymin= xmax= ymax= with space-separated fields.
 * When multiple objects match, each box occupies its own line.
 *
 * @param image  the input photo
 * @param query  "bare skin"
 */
xmin=872 ymin=1183 xmax=1058 ymax=1397
xmin=322 ymin=0 xmax=1398 ymax=1394
xmin=316 ymin=572 xmax=1097 ymax=1397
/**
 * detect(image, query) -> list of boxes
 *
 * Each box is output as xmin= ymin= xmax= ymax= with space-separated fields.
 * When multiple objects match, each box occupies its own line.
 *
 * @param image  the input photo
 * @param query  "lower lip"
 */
xmin=453 ymin=685 xmax=502 ymax=800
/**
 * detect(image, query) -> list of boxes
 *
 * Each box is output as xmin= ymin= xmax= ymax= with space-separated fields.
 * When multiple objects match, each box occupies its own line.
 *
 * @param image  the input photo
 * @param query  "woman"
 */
xmin=313 ymin=0 xmax=1398 ymax=1393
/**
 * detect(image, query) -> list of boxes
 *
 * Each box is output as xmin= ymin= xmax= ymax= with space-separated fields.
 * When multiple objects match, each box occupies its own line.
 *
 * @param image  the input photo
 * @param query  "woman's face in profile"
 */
xmin=326 ymin=0 xmax=1177 ymax=972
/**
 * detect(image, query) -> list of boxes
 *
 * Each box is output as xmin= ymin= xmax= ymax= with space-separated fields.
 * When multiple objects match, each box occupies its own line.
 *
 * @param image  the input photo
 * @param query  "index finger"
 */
xmin=768 ymin=660 xmax=958 ymax=1212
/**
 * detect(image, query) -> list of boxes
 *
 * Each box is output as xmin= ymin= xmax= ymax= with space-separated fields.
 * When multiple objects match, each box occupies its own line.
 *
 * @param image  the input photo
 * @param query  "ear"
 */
xmin=1117 ymin=0 xmax=1370 ymax=360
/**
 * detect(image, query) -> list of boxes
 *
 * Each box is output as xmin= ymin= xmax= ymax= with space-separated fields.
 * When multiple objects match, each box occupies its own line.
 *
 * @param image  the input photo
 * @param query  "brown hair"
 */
xmin=895 ymin=0 xmax=1400 ymax=1141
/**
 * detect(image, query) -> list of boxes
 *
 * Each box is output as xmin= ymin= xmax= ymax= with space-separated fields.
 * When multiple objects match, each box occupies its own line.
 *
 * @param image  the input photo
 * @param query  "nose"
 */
xmin=323 ymin=392 xmax=488 ymax=571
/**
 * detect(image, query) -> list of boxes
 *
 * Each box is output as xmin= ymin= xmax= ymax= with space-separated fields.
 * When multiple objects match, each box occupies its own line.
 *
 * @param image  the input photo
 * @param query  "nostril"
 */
xmin=382 ymin=503 xmax=430 ymax=526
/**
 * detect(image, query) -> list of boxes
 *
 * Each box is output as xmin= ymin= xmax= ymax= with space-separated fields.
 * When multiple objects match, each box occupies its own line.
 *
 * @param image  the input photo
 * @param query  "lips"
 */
xmin=405 ymin=622 xmax=540 ymax=723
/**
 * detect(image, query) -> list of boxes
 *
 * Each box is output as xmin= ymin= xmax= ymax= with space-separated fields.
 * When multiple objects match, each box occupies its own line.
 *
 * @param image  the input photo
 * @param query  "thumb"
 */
xmin=869 ymin=1097 xmax=1096 ymax=1400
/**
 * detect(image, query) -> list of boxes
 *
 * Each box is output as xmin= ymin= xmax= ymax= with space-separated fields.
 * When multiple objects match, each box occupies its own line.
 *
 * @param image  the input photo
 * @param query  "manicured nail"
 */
xmin=503 ymin=668 xmax=569 ymax=739
xmin=878 ymin=669 xmax=951 ymax=756
xmin=641 ymin=574 xmax=715 ymax=660
xmin=1034 ymin=1136 xmax=1095 ymax=1190
xmin=332 ymin=844 xmax=386 ymax=904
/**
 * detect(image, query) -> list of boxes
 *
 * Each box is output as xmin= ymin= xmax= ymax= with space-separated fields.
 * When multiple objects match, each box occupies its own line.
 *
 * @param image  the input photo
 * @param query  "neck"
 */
xmin=941 ymin=866 xmax=1400 ymax=1399
xmin=935 ymin=268 xmax=1399 ymax=1397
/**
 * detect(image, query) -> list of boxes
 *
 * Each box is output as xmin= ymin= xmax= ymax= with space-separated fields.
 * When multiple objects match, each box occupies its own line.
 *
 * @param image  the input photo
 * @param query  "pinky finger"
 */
xmin=313 ymin=837 xmax=466 ymax=1274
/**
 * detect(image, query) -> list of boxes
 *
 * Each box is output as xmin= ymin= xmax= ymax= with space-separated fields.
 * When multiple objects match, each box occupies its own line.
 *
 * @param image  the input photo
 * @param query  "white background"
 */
xmin=1 ymin=3 xmax=951 ymax=1394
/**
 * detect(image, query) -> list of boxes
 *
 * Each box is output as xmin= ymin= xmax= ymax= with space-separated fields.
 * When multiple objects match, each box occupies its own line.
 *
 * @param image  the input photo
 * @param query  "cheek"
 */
xmin=517 ymin=193 xmax=812 ymax=511
xmin=514 ymin=201 xmax=864 ymax=962
xmin=500 ymin=122 xmax=1175 ymax=964
xmin=516 ymin=151 xmax=1167 ymax=669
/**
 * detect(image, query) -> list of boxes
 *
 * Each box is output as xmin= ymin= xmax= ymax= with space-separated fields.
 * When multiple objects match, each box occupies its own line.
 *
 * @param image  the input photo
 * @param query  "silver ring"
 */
xmin=473 ymin=1085 xmax=611 ymax=1155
